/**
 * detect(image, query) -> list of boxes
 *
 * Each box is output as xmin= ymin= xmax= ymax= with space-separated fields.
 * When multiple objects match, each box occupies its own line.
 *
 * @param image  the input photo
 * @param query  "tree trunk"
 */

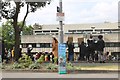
xmin=13 ymin=2 xmax=21 ymax=61
xmin=14 ymin=26 xmax=20 ymax=61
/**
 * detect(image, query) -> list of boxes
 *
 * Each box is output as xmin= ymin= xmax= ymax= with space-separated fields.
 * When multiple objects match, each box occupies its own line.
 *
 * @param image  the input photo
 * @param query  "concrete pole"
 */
xmin=59 ymin=0 xmax=63 ymax=44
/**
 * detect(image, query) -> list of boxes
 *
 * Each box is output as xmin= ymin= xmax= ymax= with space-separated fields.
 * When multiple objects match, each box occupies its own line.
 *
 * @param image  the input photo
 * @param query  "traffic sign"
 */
xmin=56 ymin=13 xmax=65 ymax=21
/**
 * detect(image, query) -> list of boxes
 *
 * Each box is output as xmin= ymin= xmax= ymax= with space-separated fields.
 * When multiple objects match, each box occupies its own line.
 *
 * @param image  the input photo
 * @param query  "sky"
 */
xmin=0 ymin=0 xmax=119 ymax=25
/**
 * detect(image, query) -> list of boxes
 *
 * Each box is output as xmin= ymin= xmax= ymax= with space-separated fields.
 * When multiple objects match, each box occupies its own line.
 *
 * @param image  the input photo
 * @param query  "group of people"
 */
xmin=2 ymin=47 xmax=15 ymax=63
xmin=1 ymin=35 xmax=107 ymax=63
xmin=67 ymin=35 xmax=107 ymax=63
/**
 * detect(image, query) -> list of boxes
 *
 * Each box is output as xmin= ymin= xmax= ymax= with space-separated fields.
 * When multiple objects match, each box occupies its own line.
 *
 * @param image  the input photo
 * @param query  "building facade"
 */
xmin=21 ymin=22 xmax=120 ymax=56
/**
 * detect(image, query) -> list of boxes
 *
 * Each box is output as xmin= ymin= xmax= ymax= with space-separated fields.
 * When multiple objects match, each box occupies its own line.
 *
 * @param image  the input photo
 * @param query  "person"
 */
xmin=11 ymin=47 xmax=15 ymax=62
xmin=67 ymin=41 xmax=75 ymax=61
xmin=4 ymin=48 xmax=8 ymax=63
xmin=34 ymin=52 xmax=40 ymax=61
xmin=2 ymin=40 xmax=5 ymax=62
xmin=19 ymin=45 xmax=22 ymax=58
xmin=96 ymin=35 xmax=105 ymax=63
xmin=7 ymin=49 xmax=11 ymax=62
xmin=104 ymin=52 xmax=109 ymax=62
xmin=0 ymin=40 xmax=2 ymax=63
xmin=78 ymin=41 xmax=86 ymax=61
xmin=87 ymin=35 xmax=95 ymax=62
xmin=27 ymin=45 xmax=33 ymax=59
xmin=52 ymin=36 xmax=58 ymax=64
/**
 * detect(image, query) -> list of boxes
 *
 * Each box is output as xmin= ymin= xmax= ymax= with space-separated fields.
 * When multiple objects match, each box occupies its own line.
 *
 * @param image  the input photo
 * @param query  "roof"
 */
xmin=33 ymin=23 xmax=118 ymax=31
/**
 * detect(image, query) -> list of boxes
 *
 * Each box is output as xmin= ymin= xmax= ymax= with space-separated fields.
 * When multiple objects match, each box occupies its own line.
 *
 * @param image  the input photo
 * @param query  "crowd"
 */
xmin=67 ymin=35 xmax=109 ymax=63
xmin=1 ymin=35 xmax=118 ymax=64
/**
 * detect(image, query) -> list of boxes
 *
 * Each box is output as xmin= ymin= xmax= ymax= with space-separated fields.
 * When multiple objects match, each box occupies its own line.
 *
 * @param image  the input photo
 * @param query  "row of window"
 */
xmin=68 ymin=29 xmax=120 ymax=34
xmin=21 ymin=42 xmax=120 ymax=48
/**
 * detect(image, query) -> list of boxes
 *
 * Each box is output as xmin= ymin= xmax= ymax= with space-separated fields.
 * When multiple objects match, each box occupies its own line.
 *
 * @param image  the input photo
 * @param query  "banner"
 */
xmin=58 ymin=43 xmax=66 ymax=74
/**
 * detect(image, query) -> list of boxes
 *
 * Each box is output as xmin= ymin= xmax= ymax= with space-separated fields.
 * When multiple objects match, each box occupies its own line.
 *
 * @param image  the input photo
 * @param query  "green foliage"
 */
xmin=12 ymin=63 xmax=25 ymax=69
xmin=66 ymin=62 xmax=74 ymax=70
xmin=22 ymin=25 xmax=33 ymax=35
xmin=0 ymin=27 xmax=2 ymax=37
xmin=54 ymin=57 xmax=58 ymax=64
xmin=1 ymin=20 xmax=33 ymax=49
xmin=18 ymin=54 xmax=33 ymax=68
xmin=2 ymin=20 xmax=15 ymax=49
xmin=36 ymin=55 xmax=45 ymax=63
xmin=29 ymin=63 xmax=42 ymax=69
xmin=46 ymin=63 xmax=58 ymax=70
xmin=1 ymin=65 xmax=6 ymax=69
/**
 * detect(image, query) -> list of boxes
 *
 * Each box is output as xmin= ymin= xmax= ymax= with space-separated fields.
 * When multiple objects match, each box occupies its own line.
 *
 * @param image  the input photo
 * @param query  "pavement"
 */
xmin=1 ymin=72 xmax=119 ymax=78
xmin=1 ymin=62 xmax=120 ymax=79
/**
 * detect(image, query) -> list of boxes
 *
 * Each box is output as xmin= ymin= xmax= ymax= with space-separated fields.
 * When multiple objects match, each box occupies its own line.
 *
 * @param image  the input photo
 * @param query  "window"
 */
xmin=51 ymin=30 xmax=58 ymax=32
xmin=43 ymin=31 xmax=50 ymax=33
xmin=44 ymin=43 xmax=50 ymax=48
xmin=35 ymin=31 xmax=42 ymax=33
xmin=22 ymin=44 xmax=27 ymax=48
xmin=40 ymin=43 xmax=45 ymax=48
xmin=36 ymin=43 xmax=40 ymax=48
xmin=105 ymin=42 xmax=120 ymax=47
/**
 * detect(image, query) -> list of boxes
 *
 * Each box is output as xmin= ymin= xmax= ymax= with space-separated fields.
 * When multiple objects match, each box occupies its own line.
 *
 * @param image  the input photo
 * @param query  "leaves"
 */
xmin=18 ymin=54 xmax=33 ymax=68
xmin=1 ymin=20 xmax=33 ymax=49
xmin=29 ymin=63 xmax=42 ymax=69
xmin=2 ymin=20 xmax=15 ymax=49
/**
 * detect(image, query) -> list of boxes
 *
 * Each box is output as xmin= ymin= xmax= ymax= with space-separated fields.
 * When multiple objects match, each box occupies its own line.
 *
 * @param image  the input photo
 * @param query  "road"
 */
xmin=1 ymin=72 xmax=119 ymax=78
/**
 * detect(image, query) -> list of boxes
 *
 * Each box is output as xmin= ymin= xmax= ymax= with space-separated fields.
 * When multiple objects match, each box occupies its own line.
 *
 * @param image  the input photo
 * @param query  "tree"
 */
xmin=0 ymin=27 xmax=2 ymax=37
xmin=1 ymin=0 xmax=51 ymax=61
xmin=1 ymin=20 xmax=33 ymax=49
xmin=2 ymin=20 xmax=15 ymax=49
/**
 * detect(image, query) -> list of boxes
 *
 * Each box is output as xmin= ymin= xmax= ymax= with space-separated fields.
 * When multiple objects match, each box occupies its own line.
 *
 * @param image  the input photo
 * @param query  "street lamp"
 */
xmin=57 ymin=0 xmax=63 ymax=44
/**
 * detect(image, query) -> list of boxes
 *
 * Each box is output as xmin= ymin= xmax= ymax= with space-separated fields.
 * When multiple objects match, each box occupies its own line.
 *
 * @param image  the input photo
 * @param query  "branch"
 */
xmin=20 ymin=4 xmax=29 ymax=31
xmin=13 ymin=2 xmax=21 ymax=28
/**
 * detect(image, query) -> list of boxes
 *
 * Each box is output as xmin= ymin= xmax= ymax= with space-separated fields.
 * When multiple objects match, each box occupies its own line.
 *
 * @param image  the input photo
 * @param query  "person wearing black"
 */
xmin=96 ymin=35 xmax=105 ymax=63
xmin=78 ymin=41 xmax=86 ymax=61
xmin=67 ymin=41 xmax=75 ymax=61
xmin=87 ymin=35 xmax=95 ymax=62
xmin=27 ymin=45 xmax=33 ymax=59
xmin=2 ymin=40 xmax=5 ymax=62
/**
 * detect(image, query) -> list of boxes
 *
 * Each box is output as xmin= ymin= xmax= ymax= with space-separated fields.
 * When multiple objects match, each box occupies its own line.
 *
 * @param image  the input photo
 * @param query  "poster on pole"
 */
xmin=56 ymin=13 xmax=65 ymax=21
xmin=58 ymin=43 xmax=66 ymax=74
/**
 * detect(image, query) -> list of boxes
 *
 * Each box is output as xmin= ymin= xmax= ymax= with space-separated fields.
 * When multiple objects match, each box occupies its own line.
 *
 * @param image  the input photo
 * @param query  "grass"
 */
xmin=80 ymin=65 xmax=118 ymax=70
xmin=1 ymin=62 xmax=119 ymax=71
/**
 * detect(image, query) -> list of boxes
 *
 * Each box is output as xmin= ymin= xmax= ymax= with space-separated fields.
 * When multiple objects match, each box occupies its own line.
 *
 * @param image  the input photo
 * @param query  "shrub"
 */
xmin=46 ymin=63 xmax=58 ymax=70
xmin=18 ymin=54 xmax=33 ymax=68
xmin=12 ymin=63 xmax=25 ymax=69
xmin=66 ymin=62 xmax=74 ymax=70
xmin=54 ymin=57 xmax=58 ymax=64
xmin=29 ymin=63 xmax=42 ymax=69
xmin=36 ymin=55 xmax=45 ymax=63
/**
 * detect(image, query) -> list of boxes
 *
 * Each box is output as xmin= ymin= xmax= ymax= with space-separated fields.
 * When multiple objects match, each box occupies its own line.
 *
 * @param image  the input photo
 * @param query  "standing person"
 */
xmin=78 ymin=41 xmax=86 ymax=61
xmin=27 ymin=45 xmax=33 ymax=59
xmin=52 ymin=36 xmax=58 ymax=64
xmin=96 ymin=35 xmax=105 ymax=63
xmin=4 ymin=48 xmax=8 ymax=63
xmin=0 ymin=40 xmax=2 ymax=63
xmin=67 ymin=41 xmax=75 ymax=61
xmin=11 ymin=47 xmax=15 ymax=62
xmin=87 ymin=35 xmax=95 ymax=62
xmin=7 ymin=49 xmax=11 ymax=62
xmin=2 ymin=40 xmax=5 ymax=62
xmin=19 ymin=45 xmax=22 ymax=58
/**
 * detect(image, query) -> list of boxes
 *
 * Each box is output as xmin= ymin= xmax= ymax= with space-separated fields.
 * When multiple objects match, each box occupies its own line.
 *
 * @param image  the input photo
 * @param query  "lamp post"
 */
xmin=59 ymin=0 xmax=63 ymax=44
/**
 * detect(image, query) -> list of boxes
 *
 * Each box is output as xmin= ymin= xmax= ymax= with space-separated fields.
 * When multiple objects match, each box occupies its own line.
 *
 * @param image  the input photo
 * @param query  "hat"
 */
xmin=52 ymin=35 xmax=56 ymax=38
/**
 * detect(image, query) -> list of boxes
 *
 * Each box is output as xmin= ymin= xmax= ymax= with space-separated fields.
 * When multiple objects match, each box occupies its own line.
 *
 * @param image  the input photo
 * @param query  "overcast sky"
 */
xmin=1 ymin=0 xmax=119 ymax=25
